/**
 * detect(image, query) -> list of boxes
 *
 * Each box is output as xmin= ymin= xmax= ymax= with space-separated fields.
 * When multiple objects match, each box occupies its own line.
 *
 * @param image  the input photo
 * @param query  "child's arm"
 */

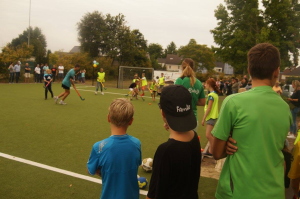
xmin=70 ymin=78 xmax=75 ymax=88
xmin=201 ymin=99 xmax=213 ymax=126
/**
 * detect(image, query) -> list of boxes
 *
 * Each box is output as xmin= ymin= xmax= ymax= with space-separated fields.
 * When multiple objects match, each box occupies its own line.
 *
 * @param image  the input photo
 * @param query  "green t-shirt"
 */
xmin=204 ymin=91 xmax=219 ymax=121
xmin=174 ymin=77 xmax=205 ymax=120
xmin=142 ymin=77 xmax=147 ymax=87
xmin=62 ymin=69 xmax=75 ymax=88
xmin=150 ymin=82 xmax=157 ymax=91
xmin=212 ymin=86 xmax=292 ymax=199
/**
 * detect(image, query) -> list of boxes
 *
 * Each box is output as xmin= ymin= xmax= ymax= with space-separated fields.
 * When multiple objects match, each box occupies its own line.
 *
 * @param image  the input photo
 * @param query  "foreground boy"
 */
xmin=54 ymin=64 xmax=80 ymax=105
xmin=87 ymin=98 xmax=141 ymax=199
xmin=147 ymin=85 xmax=201 ymax=199
xmin=212 ymin=43 xmax=292 ymax=199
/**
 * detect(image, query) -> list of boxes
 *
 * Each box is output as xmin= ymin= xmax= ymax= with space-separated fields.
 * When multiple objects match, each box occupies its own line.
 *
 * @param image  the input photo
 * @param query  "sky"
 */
xmin=0 ymin=0 xmax=224 ymax=52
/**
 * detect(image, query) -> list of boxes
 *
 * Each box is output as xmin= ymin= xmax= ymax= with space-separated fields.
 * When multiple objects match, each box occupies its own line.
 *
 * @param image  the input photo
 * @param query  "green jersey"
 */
xmin=204 ymin=91 xmax=219 ymax=121
xmin=212 ymin=86 xmax=292 ymax=199
xmin=62 ymin=69 xmax=75 ymax=88
xmin=150 ymin=82 xmax=157 ymax=91
xmin=159 ymin=77 xmax=165 ymax=85
xmin=174 ymin=77 xmax=205 ymax=120
xmin=142 ymin=77 xmax=147 ymax=87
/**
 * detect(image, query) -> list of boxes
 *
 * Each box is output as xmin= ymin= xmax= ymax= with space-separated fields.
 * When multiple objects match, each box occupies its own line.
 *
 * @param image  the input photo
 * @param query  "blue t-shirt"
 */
xmin=44 ymin=74 xmax=52 ymax=85
xmin=43 ymin=66 xmax=49 ymax=75
xmin=87 ymin=134 xmax=141 ymax=199
xmin=62 ymin=69 xmax=75 ymax=88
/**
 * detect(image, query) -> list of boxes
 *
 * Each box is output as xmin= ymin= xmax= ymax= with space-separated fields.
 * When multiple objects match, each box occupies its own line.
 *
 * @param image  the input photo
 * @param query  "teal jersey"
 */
xmin=175 ymin=77 xmax=205 ymax=120
xmin=81 ymin=72 xmax=85 ymax=78
xmin=62 ymin=69 xmax=75 ymax=87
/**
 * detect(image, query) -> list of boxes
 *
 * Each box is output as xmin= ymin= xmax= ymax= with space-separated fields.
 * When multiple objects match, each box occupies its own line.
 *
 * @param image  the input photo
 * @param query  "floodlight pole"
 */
xmin=28 ymin=0 xmax=31 ymax=47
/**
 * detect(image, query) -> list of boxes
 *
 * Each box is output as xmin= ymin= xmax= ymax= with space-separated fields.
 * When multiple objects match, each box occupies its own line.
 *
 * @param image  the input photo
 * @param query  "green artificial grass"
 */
xmin=0 ymin=83 xmax=220 ymax=199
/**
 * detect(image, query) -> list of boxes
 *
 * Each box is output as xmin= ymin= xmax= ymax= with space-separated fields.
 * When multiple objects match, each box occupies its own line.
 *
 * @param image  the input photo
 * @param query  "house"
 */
xmin=157 ymin=54 xmax=183 ymax=71
xmin=69 ymin=46 xmax=81 ymax=54
xmin=280 ymin=67 xmax=300 ymax=81
xmin=198 ymin=62 xmax=234 ymax=75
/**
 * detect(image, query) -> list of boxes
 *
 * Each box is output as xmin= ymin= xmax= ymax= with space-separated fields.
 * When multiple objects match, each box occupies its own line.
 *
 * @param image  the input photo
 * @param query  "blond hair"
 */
xmin=238 ymin=88 xmax=247 ymax=93
xmin=108 ymin=98 xmax=134 ymax=127
xmin=181 ymin=58 xmax=196 ymax=87
xmin=46 ymin=69 xmax=51 ymax=73
xmin=292 ymin=80 xmax=300 ymax=91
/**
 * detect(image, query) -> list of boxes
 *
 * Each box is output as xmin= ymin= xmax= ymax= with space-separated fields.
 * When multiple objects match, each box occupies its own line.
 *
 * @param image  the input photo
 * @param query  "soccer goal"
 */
xmin=118 ymin=66 xmax=154 ymax=89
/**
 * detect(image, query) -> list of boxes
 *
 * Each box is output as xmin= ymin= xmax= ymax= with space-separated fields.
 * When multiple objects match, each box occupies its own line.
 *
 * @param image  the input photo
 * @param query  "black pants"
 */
xmin=15 ymin=72 xmax=20 ymax=83
xmin=35 ymin=74 xmax=40 ymax=82
xmin=52 ymin=74 xmax=56 ymax=82
xmin=9 ymin=73 xmax=14 ymax=83
xmin=45 ymin=84 xmax=53 ymax=99
xmin=40 ymin=73 xmax=44 ymax=82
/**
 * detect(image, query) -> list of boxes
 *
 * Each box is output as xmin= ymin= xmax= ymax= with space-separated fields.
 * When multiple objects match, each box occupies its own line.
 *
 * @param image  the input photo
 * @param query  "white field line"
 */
xmin=0 ymin=152 xmax=148 ymax=196
xmin=72 ymin=88 xmax=153 ymax=99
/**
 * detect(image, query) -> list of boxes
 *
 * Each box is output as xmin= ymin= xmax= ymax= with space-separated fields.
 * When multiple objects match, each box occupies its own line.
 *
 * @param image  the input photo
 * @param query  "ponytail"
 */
xmin=206 ymin=78 xmax=221 ymax=94
xmin=181 ymin=58 xmax=196 ymax=87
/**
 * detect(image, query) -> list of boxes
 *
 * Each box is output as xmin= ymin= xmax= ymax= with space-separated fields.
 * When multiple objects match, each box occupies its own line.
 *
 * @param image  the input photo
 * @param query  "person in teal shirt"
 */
xmin=174 ymin=58 xmax=205 ymax=132
xmin=54 ymin=64 xmax=80 ymax=105
xmin=212 ymin=43 xmax=292 ymax=199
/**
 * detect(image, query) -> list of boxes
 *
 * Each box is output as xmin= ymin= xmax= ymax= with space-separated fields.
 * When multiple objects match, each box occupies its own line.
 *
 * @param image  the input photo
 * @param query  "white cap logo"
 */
xmin=176 ymin=105 xmax=191 ymax=112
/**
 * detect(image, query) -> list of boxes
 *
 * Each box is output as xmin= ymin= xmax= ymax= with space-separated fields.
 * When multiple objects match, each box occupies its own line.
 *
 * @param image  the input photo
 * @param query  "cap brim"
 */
xmin=164 ymin=110 xmax=197 ymax=132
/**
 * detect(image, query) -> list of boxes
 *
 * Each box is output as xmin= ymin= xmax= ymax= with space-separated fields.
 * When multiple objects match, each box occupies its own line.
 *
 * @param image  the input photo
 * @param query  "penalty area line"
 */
xmin=0 ymin=152 xmax=148 ymax=196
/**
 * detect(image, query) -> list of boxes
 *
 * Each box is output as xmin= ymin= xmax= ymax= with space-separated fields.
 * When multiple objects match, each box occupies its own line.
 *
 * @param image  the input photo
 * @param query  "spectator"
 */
xmin=219 ymin=79 xmax=224 ymax=96
xmin=231 ymin=78 xmax=239 ymax=94
xmin=8 ymin=62 xmax=15 ymax=84
xmin=212 ymin=43 xmax=291 ymax=199
xmin=34 ymin=64 xmax=40 ymax=83
xmin=77 ymin=70 xmax=82 ymax=83
xmin=174 ymin=58 xmax=205 ymax=132
xmin=240 ymin=78 xmax=248 ymax=88
xmin=245 ymin=79 xmax=252 ymax=90
xmin=14 ymin=61 xmax=21 ymax=83
xmin=225 ymin=78 xmax=232 ymax=95
xmin=87 ymin=98 xmax=141 ymax=199
xmin=147 ymin=85 xmax=201 ymax=199
xmin=272 ymin=81 xmax=282 ymax=95
xmin=58 ymin=63 xmax=64 ymax=82
xmin=24 ymin=63 xmax=31 ymax=83
xmin=40 ymin=64 xmax=44 ymax=83
xmin=51 ymin=65 xmax=57 ymax=82
xmin=287 ymin=80 xmax=300 ymax=138
xmin=81 ymin=69 xmax=86 ymax=84
xmin=288 ymin=130 xmax=300 ymax=198
xmin=43 ymin=63 xmax=49 ymax=75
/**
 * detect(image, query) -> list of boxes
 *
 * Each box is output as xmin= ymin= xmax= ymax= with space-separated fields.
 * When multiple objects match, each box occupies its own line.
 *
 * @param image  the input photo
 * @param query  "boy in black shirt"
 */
xmin=147 ymin=85 xmax=201 ymax=199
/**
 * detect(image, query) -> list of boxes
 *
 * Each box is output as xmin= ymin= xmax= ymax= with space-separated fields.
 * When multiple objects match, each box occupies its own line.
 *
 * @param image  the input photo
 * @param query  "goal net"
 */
xmin=118 ymin=66 xmax=154 ymax=89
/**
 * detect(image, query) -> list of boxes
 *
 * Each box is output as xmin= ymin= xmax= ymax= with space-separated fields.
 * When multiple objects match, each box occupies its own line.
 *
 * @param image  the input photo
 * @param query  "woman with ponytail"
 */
xmin=174 ymin=58 xmax=206 ymax=132
xmin=202 ymin=78 xmax=221 ymax=155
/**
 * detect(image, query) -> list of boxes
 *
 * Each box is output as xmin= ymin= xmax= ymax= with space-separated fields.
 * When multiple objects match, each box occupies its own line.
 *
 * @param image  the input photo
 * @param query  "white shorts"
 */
xmin=129 ymin=88 xmax=134 ymax=91
xmin=25 ymin=73 xmax=30 ymax=78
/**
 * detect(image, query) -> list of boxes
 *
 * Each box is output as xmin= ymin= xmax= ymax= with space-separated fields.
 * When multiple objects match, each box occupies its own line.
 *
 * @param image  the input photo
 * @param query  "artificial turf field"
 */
xmin=0 ymin=83 xmax=219 ymax=199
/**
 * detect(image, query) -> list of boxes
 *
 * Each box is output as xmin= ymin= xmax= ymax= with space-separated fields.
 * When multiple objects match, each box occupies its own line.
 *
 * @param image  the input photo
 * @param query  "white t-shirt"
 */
xmin=58 ymin=66 xmax=64 ymax=74
xmin=35 ymin=67 xmax=40 ymax=74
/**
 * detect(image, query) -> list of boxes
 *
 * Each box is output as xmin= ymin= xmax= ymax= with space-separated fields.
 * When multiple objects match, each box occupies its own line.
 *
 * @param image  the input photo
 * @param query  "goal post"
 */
xmin=118 ymin=66 xmax=154 ymax=89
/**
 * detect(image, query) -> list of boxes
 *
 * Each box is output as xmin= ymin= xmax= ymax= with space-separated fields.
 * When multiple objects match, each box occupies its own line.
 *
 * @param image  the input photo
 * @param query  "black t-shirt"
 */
xmin=147 ymin=132 xmax=201 ymax=199
xmin=51 ymin=68 xmax=57 ymax=74
xmin=25 ymin=66 xmax=30 ymax=73
xmin=291 ymin=90 xmax=300 ymax=107
xmin=129 ymin=83 xmax=136 ymax=89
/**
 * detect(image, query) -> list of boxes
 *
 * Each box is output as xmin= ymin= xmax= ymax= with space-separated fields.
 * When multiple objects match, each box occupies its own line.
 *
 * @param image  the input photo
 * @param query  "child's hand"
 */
xmin=201 ymin=119 xmax=205 ymax=126
xmin=226 ymin=137 xmax=238 ymax=155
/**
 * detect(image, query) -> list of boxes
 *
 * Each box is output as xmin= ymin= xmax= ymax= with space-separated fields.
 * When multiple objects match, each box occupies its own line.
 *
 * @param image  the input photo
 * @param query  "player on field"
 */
xmin=148 ymin=79 xmax=158 ymax=102
xmin=54 ymin=64 xmax=80 ymax=105
xmin=95 ymin=68 xmax=105 ymax=95
xmin=44 ymin=69 xmax=54 ymax=100
xmin=141 ymin=73 xmax=147 ymax=96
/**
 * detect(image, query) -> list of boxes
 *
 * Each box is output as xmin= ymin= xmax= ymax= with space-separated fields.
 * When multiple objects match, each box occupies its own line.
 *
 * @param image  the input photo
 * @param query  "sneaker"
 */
xmin=287 ymin=134 xmax=296 ymax=139
xmin=59 ymin=100 xmax=67 ymax=105
xmin=203 ymin=152 xmax=213 ymax=158
xmin=141 ymin=93 xmax=144 ymax=96
xmin=95 ymin=91 xmax=97 ymax=95
xmin=125 ymin=94 xmax=129 ymax=97
xmin=101 ymin=92 xmax=104 ymax=95
xmin=54 ymin=96 xmax=59 ymax=104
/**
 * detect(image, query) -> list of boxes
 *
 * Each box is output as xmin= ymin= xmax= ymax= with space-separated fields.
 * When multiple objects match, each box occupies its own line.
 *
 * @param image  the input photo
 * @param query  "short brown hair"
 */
xmin=248 ymin=43 xmax=280 ymax=80
xmin=108 ymin=98 xmax=134 ymax=127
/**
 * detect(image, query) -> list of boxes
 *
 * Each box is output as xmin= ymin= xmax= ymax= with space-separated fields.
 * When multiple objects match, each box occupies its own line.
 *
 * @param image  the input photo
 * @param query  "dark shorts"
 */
xmin=62 ymin=84 xmax=70 ymax=90
xmin=206 ymin=119 xmax=217 ymax=126
xmin=58 ymin=73 xmax=64 ymax=78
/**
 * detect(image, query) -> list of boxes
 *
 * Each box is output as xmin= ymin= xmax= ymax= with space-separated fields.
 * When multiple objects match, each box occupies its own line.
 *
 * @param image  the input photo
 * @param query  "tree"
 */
xmin=166 ymin=41 xmax=177 ymax=55
xmin=0 ymin=43 xmax=34 ymax=64
xmin=147 ymin=43 xmax=163 ymax=60
xmin=263 ymin=0 xmax=300 ymax=67
xmin=10 ymin=27 xmax=47 ymax=64
xmin=178 ymin=39 xmax=215 ymax=71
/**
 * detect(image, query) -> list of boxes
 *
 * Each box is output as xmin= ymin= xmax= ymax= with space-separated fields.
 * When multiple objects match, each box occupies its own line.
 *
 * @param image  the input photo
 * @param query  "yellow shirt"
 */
xmin=288 ymin=141 xmax=300 ymax=180
xmin=272 ymin=86 xmax=282 ymax=94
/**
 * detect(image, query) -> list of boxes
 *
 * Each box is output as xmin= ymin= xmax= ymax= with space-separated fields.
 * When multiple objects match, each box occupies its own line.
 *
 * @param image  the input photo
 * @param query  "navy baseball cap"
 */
xmin=160 ymin=85 xmax=197 ymax=132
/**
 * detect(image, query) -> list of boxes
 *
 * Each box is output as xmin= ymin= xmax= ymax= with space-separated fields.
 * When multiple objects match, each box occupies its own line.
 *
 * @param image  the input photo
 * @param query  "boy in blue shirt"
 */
xmin=54 ymin=64 xmax=80 ymax=105
xmin=87 ymin=98 xmax=141 ymax=199
xmin=44 ymin=69 xmax=53 ymax=100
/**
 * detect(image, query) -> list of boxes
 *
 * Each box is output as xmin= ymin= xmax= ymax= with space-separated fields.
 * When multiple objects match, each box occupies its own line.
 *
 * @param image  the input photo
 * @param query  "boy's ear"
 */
xmin=107 ymin=114 xmax=111 ymax=123
xmin=128 ymin=118 xmax=134 ymax=126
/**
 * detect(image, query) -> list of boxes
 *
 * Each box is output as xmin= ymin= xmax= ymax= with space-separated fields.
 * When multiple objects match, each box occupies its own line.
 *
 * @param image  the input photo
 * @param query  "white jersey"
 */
xmin=58 ymin=66 xmax=64 ymax=74
xmin=35 ymin=67 xmax=40 ymax=74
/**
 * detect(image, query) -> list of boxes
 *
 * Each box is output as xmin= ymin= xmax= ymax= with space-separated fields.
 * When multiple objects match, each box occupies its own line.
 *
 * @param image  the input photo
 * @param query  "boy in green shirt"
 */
xmin=212 ymin=43 xmax=292 ymax=199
